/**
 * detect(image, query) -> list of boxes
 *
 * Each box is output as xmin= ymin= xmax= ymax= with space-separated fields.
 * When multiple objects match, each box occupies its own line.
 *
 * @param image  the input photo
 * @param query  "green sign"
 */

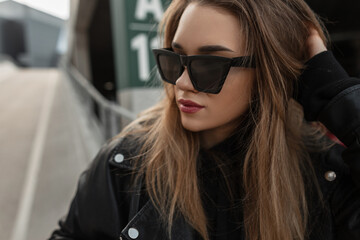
xmin=111 ymin=0 xmax=170 ymax=89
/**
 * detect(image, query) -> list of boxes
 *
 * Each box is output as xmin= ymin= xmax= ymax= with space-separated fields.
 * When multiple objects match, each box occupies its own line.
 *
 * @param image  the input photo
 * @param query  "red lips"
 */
xmin=178 ymin=99 xmax=204 ymax=113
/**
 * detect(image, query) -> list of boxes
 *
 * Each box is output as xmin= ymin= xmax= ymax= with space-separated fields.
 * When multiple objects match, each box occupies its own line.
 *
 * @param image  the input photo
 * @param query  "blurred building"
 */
xmin=65 ymin=0 xmax=168 ymax=139
xmin=67 ymin=0 xmax=166 ymax=109
xmin=0 ymin=0 xmax=66 ymax=67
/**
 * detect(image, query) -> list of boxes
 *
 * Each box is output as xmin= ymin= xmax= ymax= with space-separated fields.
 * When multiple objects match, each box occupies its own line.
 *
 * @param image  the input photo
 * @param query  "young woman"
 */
xmin=50 ymin=0 xmax=360 ymax=239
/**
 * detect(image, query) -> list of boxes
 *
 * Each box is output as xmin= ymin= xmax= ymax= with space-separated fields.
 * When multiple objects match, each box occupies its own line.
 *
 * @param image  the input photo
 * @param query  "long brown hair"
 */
xmin=119 ymin=0 xmax=328 ymax=239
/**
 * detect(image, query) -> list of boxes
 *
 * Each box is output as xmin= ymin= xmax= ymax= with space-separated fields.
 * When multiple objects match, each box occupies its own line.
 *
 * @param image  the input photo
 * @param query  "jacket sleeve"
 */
xmin=48 ymin=137 xmax=129 ymax=240
xmin=297 ymin=51 xmax=360 ymax=238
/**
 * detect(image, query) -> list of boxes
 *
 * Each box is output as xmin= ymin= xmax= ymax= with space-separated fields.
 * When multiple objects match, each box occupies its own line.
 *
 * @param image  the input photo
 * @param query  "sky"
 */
xmin=0 ymin=0 xmax=69 ymax=19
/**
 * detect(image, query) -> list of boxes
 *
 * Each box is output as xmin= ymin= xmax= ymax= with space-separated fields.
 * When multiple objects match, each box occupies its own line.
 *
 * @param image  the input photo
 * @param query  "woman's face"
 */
xmin=172 ymin=3 xmax=255 ymax=144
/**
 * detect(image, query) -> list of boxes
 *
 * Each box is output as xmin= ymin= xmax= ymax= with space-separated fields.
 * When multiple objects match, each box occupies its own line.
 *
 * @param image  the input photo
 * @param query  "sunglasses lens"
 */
xmin=158 ymin=53 xmax=182 ymax=84
xmin=190 ymin=58 xmax=230 ymax=93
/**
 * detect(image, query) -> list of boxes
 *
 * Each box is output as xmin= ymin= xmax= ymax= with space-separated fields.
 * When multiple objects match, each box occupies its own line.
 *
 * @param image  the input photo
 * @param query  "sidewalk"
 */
xmin=0 ymin=66 xmax=103 ymax=240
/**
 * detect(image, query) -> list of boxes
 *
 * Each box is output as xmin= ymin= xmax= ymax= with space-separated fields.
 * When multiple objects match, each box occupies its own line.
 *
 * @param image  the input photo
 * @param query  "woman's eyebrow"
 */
xmin=171 ymin=42 xmax=183 ymax=50
xmin=198 ymin=45 xmax=235 ymax=53
xmin=171 ymin=42 xmax=234 ymax=53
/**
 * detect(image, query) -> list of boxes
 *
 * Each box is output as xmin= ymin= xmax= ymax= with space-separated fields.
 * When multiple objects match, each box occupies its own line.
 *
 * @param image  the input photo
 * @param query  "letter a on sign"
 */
xmin=135 ymin=0 xmax=164 ymax=21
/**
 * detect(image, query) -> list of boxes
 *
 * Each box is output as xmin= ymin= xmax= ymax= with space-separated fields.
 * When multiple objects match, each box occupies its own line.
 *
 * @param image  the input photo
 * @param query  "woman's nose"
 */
xmin=175 ymin=67 xmax=198 ymax=93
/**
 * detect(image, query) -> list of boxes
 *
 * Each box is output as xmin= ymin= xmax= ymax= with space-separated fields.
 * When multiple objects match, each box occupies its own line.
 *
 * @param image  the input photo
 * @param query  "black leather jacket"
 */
xmin=49 ymin=52 xmax=360 ymax=240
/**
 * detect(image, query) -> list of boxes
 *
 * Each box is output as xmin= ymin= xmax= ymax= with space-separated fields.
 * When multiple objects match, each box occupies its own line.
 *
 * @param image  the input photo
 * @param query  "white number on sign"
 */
xmin=131 ymin=34 xmax=159 ymax=82
xmin=131 ymin=34 xmax=149 ymax=82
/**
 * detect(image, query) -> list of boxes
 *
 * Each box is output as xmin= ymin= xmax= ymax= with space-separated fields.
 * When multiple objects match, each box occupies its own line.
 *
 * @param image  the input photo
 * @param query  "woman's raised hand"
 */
xmin=305 ymin=28 xmax=327 ymax=59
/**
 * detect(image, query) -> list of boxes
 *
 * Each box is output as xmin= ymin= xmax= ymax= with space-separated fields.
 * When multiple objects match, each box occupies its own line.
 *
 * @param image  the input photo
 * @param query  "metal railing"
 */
xmin=63 ymin=63 xmax=137 ymax=140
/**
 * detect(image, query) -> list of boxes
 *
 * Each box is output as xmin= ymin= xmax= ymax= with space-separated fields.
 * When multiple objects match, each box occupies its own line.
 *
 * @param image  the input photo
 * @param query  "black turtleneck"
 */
xmin=196 ymin=124 xmax=252 ymax=240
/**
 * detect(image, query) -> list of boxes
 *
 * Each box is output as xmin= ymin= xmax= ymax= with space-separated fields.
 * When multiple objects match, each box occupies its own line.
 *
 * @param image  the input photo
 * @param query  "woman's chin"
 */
xmin=181 ymin=119 xmax=205 ymax=132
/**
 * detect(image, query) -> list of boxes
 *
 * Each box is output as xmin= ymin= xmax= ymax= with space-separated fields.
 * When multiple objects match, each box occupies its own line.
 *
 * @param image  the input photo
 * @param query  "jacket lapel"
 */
xmin=120 ymin=200 xmax=196 ymax=240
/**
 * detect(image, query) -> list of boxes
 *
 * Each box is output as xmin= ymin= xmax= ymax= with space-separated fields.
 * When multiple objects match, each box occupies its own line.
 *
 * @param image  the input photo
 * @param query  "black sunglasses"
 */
xmin=152 ymin=48 xmax=255 ymax=94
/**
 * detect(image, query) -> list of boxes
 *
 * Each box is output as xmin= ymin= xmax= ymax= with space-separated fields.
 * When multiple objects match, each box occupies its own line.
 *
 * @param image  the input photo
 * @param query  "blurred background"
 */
xmin=0 ymin=0 xmax=359 ymax=239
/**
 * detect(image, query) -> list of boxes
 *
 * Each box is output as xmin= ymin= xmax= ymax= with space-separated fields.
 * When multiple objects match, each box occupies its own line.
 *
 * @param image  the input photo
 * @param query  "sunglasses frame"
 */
xmin=152 ymin=48 xmax=255 ymax=94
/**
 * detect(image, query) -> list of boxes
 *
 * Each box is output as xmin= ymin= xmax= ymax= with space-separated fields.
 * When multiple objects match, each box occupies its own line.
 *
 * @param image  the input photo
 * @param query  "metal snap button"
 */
xmin=128 ymin=227 xmax=139 ymax=239
xmin=324 ymin=171 xmax=336 ymax=182
xmin=114 ymin=153 xmax=124 ymax=163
